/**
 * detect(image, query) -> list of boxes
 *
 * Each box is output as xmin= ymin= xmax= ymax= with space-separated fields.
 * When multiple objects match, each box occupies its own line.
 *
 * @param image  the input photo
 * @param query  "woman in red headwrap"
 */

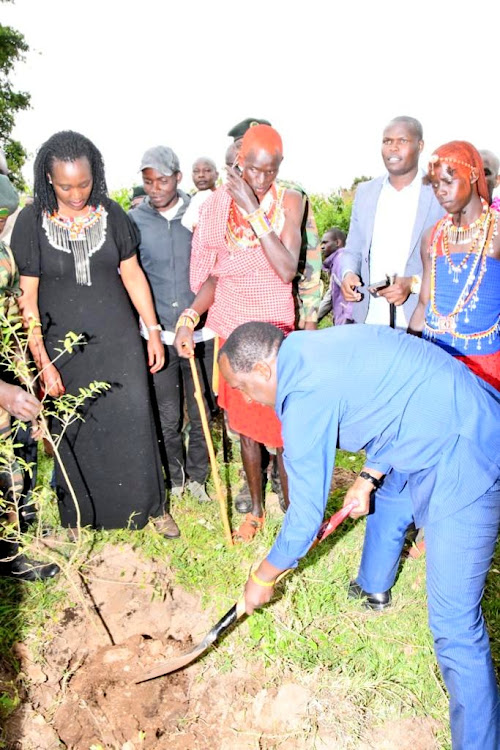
xmin=409 ymin=141 xmax=500 ymax=389
xmin=174 ymin=125 xmax=304 ymax=541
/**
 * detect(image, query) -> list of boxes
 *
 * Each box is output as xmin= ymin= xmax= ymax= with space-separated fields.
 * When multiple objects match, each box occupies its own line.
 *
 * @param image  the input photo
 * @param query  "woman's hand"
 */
xmin=174 ymin=326 xmax=195 ymax=358
xmin=147 ymin=331 xmax=165 ymax=373
xmin=30 ymin=420 xmax=44 ymax=440
xmin=39 ymin=363 xmax=65 ymax=398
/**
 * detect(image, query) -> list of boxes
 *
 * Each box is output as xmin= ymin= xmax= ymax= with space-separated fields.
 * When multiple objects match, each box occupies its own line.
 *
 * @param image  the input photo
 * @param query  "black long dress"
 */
xmin=11 ymin=202 xmax=164 ymax=529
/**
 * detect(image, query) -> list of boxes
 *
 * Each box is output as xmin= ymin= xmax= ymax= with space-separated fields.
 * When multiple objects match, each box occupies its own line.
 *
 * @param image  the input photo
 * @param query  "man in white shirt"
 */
xmin=339 ymin=118 xmax=444 ymax=610
xmin=341 ymin=116 xmax=444 ymax=327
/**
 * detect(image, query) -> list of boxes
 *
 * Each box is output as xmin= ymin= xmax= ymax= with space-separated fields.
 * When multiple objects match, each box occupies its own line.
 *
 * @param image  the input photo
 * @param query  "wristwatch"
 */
xmin=147 ymin=324 xmax=162 ymax=332
xmin=410 ymin=275 xmax=421 ymax=295
xmin=359 ymin=471 xmax=382 ymax=490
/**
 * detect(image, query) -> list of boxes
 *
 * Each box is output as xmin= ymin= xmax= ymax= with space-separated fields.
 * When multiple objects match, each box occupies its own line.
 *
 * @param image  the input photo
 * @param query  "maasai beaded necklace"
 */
xmin=424 ymin=206 xmax=499 ymax=350
xmin=437 ymin=198 xmax=491 ymax=283
xmin=42 ymin=205 xmax=107 ymax=286
xmin=226 ymin=183 xmax=286 ymax=253
xmin=442 ymin=222 xmax=485 ymax=283
xmin=445 ymin=198 xmax=490 ymax=245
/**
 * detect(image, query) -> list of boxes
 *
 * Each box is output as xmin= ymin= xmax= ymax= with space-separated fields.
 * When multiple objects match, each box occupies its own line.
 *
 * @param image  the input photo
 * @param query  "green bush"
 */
xmin=310 ymin=192 xmax=352 ymax=237
xmin=110 ymin=188 xmax=131 ymax=212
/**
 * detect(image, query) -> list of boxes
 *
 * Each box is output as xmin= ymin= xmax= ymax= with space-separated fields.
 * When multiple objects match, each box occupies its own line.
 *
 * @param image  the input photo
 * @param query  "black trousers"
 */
xmin=151 ymin=340 xmax=215 ymax=488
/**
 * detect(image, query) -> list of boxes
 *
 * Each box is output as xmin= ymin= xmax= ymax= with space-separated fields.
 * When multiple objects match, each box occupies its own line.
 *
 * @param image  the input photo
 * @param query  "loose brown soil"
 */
xmin=1 ymin=490 xmax=441 ymax=749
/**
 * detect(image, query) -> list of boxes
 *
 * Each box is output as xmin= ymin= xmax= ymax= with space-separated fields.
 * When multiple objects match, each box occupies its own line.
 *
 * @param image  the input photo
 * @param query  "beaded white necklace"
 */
xmin=42 ymin=205 xmax=107 ymax=286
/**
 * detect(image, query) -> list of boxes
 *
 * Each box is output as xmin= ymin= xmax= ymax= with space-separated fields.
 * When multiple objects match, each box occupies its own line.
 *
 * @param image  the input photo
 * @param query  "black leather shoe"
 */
xmin=0 ymin=555 xmax=60 ymax=582
xmin=348 ymin=580 xmax=392 ymax=610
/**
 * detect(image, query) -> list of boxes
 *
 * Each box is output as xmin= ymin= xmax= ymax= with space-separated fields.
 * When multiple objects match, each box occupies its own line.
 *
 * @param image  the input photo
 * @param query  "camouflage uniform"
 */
xmin=0 ymin=239 xmax=23 ymax=503
xmin=279 ymin=180 xmax=322 ymax=327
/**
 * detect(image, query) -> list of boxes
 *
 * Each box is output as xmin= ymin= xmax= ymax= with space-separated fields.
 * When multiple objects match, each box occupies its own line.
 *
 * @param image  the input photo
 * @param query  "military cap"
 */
xmin=227 ymin=118 xmax=272 ymax=140
xmin=131 ymin=185 xmax=146 ymax=199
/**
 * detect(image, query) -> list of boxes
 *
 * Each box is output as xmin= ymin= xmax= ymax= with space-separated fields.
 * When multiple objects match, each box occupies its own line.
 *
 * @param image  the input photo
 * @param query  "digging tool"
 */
xmin=135 ymin=501 xmax=357 ymax=682
xmin=189 ymin=356 xmax=233 ymax=546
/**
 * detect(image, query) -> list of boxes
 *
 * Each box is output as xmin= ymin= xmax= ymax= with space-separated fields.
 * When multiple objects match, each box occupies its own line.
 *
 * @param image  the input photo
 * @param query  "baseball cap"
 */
xmin=140 ymin=146 xmax=180 ymax=176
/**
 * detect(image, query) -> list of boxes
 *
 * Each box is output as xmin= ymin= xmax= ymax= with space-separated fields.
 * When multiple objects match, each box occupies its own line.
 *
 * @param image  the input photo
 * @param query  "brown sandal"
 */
xmin=233 ymin=513 xmax=265 ymax=543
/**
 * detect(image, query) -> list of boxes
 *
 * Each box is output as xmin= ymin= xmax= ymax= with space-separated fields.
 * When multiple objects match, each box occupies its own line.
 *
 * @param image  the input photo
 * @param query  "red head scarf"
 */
xmin=428 ymin=141 xmax=490 ymax=204
xmin=238 ymin=124 xmax=283 ymax=166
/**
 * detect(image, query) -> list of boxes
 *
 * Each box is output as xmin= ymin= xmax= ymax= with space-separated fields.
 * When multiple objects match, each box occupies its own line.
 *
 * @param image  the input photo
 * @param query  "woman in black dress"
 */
xmin=11 ymin=131 xmax=178 ymax=535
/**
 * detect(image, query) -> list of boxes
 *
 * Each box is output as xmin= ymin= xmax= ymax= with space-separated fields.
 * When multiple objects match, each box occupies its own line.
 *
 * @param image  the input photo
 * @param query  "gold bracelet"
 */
xmin=250 ymin=571 xmax=275 ymax=587
xmin=175 ymin=315 xmax=195 ymax=332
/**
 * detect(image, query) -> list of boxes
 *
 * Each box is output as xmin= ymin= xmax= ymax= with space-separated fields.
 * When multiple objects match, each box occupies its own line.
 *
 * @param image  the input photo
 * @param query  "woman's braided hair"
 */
xmin=33 ymin=130 xmax=109 ymax=216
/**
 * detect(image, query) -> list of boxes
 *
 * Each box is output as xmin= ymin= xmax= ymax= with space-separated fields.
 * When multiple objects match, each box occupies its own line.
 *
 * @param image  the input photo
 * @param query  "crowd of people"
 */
xmin=0 ymin=114 xmax=499 ymax=748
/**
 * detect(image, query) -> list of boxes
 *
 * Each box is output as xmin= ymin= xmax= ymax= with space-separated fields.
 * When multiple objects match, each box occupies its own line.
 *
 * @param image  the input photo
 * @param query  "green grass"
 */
xmin=1 ymin=443 xmax=499 ymax=750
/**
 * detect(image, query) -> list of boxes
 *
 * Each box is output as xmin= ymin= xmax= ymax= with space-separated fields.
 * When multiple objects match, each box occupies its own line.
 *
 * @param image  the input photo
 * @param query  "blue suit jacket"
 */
xmin=267 ymin=327 xmax=500 ymax=570
xmin=341 ymin=175 xmax=445 ymax=324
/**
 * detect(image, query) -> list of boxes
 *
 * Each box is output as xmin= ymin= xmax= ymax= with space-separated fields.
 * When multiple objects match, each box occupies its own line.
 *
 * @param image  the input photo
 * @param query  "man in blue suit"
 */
xmin=218 ymin=322 xmax=500 ymax=750
xmin=340 ymin=116 xmax=444 ymax=327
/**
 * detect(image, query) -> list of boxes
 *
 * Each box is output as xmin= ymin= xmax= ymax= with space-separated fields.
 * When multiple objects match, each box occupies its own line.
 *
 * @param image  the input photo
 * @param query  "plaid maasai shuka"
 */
xmin=190 ymin=186 xmax=295 ymax=340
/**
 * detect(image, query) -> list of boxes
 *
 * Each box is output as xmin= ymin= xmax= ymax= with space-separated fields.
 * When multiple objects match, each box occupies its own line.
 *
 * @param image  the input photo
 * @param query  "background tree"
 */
xmin=310 ymin=192 xmax=352 ymax=237
xmin=110 ymin=188 xmax=131 ymax=212
xmin=0 ymin=1 xmax=30 ymax=190
xmin=350 ymin=175 xmax=373 ymax=190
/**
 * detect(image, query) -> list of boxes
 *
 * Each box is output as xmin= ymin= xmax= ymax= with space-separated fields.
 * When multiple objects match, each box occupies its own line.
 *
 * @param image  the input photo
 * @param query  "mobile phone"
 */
xmin=368 ymin=277 xmax=390 ymax=297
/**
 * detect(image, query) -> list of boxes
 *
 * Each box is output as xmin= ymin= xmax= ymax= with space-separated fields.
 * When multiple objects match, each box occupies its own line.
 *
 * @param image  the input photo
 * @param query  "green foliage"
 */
xmin=310 ymin=192 xmax=352 ymax=238
xmin=0 ymin=685 xmax=20 ymax=719
xmin=110 ymin=188 xmax=131 ymax=212
xmin=0 ymin=308 xmax=110 ymax=543
xmin=0 ymin=13 xmax=30 ymax=190
xmin=0 ymin=19 xmax=28 ymax=75
xmin=351 ymin=175 xmax=373 ymax=190
xmin=3 ymin=139 xmax=27 ymax=191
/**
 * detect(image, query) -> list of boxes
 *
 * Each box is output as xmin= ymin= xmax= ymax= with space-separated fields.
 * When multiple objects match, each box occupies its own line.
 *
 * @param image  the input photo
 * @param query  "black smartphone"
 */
xmin=368 ymin=277 xmax=390 ymax=297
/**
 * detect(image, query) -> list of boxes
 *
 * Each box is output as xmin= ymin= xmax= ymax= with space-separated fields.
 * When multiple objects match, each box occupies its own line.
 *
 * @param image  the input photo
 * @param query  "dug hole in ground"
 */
xmin=1 ymin=469 xmax=442 ymax=750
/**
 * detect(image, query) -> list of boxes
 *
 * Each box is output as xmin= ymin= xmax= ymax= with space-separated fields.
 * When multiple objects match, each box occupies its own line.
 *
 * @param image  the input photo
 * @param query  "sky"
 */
xmin=3 ymin=0 xmax=500 ymax=196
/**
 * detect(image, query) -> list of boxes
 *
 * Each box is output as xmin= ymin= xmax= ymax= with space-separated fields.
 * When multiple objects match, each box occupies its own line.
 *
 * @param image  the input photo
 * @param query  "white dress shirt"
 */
xmin=365 ymin=171 xmax=422 ymax=328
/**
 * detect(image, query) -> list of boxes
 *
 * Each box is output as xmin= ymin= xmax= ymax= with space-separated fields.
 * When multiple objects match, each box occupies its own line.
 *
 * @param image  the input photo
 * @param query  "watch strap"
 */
xmin=359 ymin=471 xmax=381 ymax=490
